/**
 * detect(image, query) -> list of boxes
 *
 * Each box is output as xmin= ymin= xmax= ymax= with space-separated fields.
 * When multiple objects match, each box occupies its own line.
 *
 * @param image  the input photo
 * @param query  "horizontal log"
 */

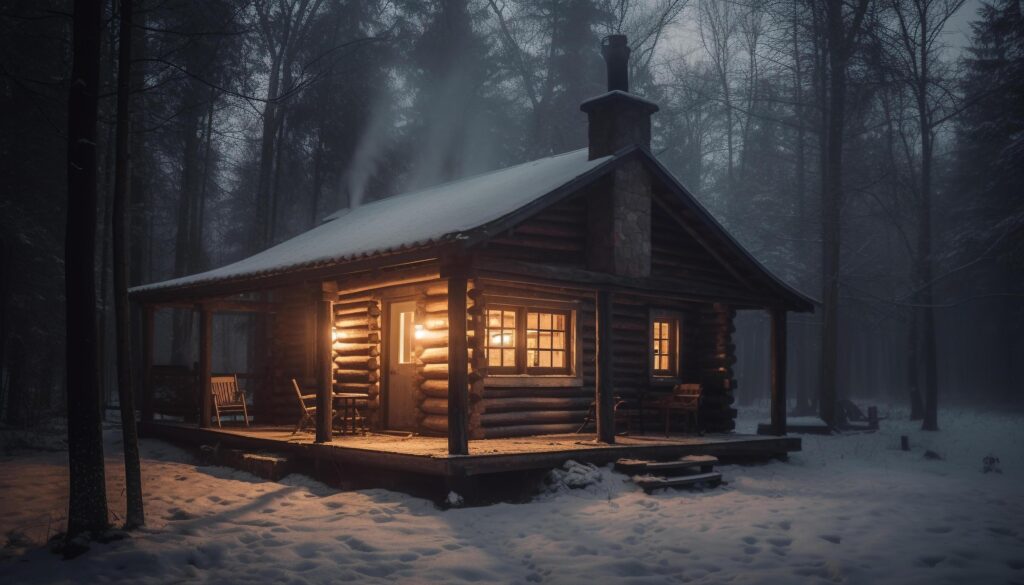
xmin=481 ymin=409 xmax=587 ymax=427
xmin=420 ymin=380 xmax=449 ymax=397
xmin=334 ymin=370 xmax=379 ymax=383
xmin=483 ymin=386 xmax=591 ymax=399
xmin=513 ymin=221 xmax=586 ymax=239
xmin=333 ymin=343 xmax=380 ymax=357
xmin=420 ymin=398 xmax=448 ymax=415
xmin=481 ymin=423 xmax=580 ymax=439
xmin=418 ymin=348 xmax=447 ymax=364
xmin=420 ymin=363 xmax=448 ymax=378
xmin=420 ymin=415 xmax=448 ymax=434
xmin=333 ymin=383 xmax=371 ymax=394
xmin=333 ymin=355 xmax=380 ymax=370
xmin=422 ymin=316 xmax=448 ymax=331
xmin=333 ymin=332 xmax=380 ymax=344
xmin=334 ymin=293 xmax=374 ymax=304
xmin=481 ymin=396 xmax=592 ymax=413
xmin=425 ymin=283 xmax=448 ymax=296
xmin=423 ymin=300 xmax=447 ymax=314
xmin=334 ymin=299 xmax=378 ymax=312
xmin=335 ymin=316 xmax=380 ymax=330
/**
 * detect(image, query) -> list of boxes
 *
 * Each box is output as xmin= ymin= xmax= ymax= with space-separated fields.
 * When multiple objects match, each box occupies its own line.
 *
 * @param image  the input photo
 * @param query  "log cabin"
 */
xmin=130 ymin=35 xmax=813 ymax=462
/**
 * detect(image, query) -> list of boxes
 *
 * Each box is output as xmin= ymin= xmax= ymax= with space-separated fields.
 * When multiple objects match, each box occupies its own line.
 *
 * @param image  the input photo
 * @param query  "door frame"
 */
xmin=381 ymin=296 xmax=419 ymax=430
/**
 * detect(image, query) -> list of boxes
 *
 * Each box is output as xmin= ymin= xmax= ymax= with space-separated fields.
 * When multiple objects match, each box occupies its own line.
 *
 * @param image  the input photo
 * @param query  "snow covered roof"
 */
xmin=131 ymin=149 xmax=613 ymax=296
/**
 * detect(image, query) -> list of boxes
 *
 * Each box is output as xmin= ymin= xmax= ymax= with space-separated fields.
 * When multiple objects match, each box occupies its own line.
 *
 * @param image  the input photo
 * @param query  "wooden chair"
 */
xmin=210 ymin=374 xmax=249 ymax=427
xmin=291 ymin=379 xmax=319 ymax=435
xmin=574 ymin=396 xmax=629 ymax=434
xmin=659 ymin=383 xmax=702 ymax=436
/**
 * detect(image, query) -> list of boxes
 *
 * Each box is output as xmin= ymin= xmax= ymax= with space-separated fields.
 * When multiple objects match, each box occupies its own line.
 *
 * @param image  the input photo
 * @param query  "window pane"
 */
xmin=526 ymin=331 xmax=537 ymax=348
xmin=503 ymin=311 xmax=515 ymax=328
xmin=399 ymin=311 xmax=415 ymax=364
xmin=502 ymin=349 xmax=515 ymax=366
xmin=527 ymin=312 xmax=538 ymax=329
xmin=553 ymin=351 xmax=565 ymax=368
xmin=539 ymin=352 xmax=551 ymax=368
xmin=553 ymin=332 xmax=565 ymax=350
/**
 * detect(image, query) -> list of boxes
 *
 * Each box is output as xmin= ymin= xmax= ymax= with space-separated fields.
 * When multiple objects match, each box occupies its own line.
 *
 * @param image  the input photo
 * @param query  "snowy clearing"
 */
xmin=2 ymin=408 xmax=1023 ymax=585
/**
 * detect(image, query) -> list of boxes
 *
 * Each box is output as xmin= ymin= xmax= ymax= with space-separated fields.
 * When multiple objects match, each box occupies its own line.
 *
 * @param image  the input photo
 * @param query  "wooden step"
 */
xmin=615 ymin=455 xmax=718 ymax=474
xmin=632 ymin=471 xmax=722 ymax=492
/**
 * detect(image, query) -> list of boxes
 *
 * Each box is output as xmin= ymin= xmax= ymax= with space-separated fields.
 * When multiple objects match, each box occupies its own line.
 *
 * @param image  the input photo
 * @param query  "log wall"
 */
xmin=332 ymin=291 xmax=382 ymax=427
xmin=475 ymin=281 xmax=597 ymax=439
xmin=484 ymin=196 xmax=589 ymax=267
xmin=650 ymin=199 xmax=742 ymax=291
xmin=411 ymin=281 xmax=485 ymax=438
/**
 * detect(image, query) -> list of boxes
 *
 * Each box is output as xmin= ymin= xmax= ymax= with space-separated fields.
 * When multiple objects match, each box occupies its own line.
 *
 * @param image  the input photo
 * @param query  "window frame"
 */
xmin=649 ymin=309 xmax=682 ymax=381
xmin=483 ymin=298 xmax=577 ymax=378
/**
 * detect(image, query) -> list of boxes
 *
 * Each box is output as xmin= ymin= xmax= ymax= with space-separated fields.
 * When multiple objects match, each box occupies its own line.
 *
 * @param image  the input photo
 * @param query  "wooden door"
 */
xmin=386 ymin=300 xmax=418 ymax=430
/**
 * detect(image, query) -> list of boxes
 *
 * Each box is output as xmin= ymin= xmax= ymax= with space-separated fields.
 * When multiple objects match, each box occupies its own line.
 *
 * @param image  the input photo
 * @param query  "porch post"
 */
xmin=596 ymin=288 xmax=615 ymax=444
xmin=447 ymin=271 xmax=470 ymax=456
xmin=140 ymin=304 xmax=154 ymax=422
xmin=315 ymin=282 xmax=337 ymax=444
xmin=198 ymin=305 xmax=212 ymax=429
xmin=769 ymin=307 xmax=788 ymax=436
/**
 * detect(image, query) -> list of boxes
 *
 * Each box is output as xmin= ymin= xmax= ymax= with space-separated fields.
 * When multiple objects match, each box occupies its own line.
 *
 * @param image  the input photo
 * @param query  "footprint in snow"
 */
xmin=820 ymin=534 xmax=841 ymax=544
xmin=767 ymin=537 xmax=792 ymax=548
xmin=741 ymin=536 xmax=758 ymax=545
xmin=918 ymin=555 xmax=945 ymax=567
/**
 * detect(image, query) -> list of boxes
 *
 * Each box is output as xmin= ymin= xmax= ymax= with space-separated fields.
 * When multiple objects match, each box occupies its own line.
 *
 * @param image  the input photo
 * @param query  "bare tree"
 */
xmin=819 ymin=0 xmax=870 ymax=426
xmin=113 ymin=0 xmax=144 ymax=529
xmin=884 ymin=0 xmax=966 ymax=430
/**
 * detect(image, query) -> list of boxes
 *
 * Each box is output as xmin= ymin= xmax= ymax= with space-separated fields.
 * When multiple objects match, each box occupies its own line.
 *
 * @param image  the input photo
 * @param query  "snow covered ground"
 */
xmin=2 ymin=407 xmax=1023 ymax=585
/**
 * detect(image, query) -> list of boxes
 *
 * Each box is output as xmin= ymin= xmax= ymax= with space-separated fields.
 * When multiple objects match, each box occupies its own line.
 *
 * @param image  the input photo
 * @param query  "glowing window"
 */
xmin=484 ymin=308 xmax=517 ymax=373
xmin=652 ymin=318 xmax=678 ymax=377
xmin=484 ymin=305 xmax=573 ymax=375
xmin=398 ymin=311 xmax=416 ymax=364
xmin=526 ymin=311 xmax=568 ymax=372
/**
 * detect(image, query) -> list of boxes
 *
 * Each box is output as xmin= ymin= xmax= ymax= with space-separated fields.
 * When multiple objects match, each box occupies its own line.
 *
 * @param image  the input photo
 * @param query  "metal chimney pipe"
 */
xmin=601 ymin=35 xmax=630 ymax=92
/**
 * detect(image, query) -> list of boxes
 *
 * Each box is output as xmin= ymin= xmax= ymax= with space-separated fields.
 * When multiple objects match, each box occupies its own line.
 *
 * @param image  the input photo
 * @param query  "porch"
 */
xmin=139 ymin=420 xmax=800 ymax=478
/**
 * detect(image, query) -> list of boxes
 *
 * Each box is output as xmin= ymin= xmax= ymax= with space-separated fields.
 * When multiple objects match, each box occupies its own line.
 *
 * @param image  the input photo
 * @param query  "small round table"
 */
xmin=332 ymin=393 xmax=368 ymax=435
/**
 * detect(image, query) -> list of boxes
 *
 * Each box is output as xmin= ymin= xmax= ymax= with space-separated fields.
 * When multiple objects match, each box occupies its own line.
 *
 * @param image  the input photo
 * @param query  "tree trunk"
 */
xmin=818 ymin=0 xmax=848 ymax=427
xmin=113 ymin=0 xmax=144 ymax=529
xmin=65 ymin=0 xmax=110 ymax=544
xmin=255 ymin=54 xmax=283 ymax=252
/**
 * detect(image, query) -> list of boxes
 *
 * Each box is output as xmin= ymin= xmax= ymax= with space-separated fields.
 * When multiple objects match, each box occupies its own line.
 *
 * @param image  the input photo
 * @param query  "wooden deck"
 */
xmin=140 ymin=421 xmax=800 ymax=479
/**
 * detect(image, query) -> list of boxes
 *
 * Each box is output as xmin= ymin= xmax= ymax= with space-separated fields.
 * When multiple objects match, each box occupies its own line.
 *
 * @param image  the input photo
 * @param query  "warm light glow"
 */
xmin=414 ymin=324 xmax=426 ymax=340
xmin=332 ymin=329 xmax=344 ymax=341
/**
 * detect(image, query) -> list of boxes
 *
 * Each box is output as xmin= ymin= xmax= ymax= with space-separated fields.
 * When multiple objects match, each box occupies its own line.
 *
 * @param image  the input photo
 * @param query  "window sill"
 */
xmin=485 ymin=375 xmax=583 ymax=388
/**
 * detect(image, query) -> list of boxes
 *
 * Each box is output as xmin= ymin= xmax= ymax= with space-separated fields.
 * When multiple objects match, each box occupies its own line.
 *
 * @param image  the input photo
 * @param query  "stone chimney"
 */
xmin=580 ymin=35 xmax=659 ymax=160
xmin=582 ymin=35 xmax=654 ymax=278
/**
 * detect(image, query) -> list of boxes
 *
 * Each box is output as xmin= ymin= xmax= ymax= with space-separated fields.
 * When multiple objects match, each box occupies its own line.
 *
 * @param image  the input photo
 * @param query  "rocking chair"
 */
xmin=210 ymin=374 xmax=250 ymax=427
xmin=291 ymin=379 xmax=319 ymax=435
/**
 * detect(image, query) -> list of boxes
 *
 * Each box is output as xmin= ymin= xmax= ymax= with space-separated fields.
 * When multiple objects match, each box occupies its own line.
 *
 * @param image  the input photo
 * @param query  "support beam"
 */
xmin=447 ymin=273 xmax=470 ymax=455
xmin=770 ymin=308 xmax=788 ymax=436
xmin=198 ymin=306 xmax=212 ymax=429
xmin=315 ymin=282 xmax=337 ymax=444
xmin=596 ymin=289 xmax=615 ymax=444
xmin=140 ymin=304 xmax=155 ymax=422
